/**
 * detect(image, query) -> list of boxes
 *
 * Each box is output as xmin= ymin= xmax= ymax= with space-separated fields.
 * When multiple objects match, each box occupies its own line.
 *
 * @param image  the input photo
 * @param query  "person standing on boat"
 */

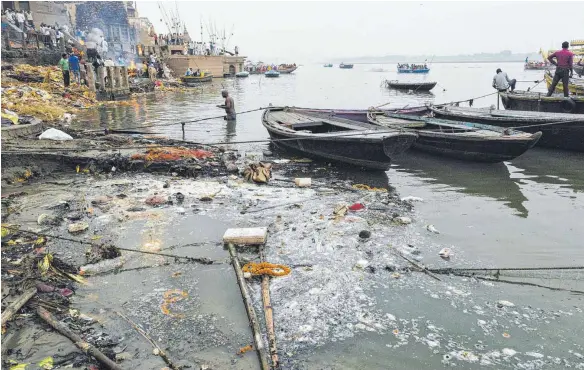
xmin=492 ymin=68 xmax=516 ymax=92
xmin=546 ymin=41 xmax=574 ymax=97
xmin=217 ymin=90 xmax=236 ymax=121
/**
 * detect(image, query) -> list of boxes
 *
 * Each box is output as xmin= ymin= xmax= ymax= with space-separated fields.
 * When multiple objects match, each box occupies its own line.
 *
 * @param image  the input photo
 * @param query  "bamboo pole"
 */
xmin=1 ymin=287 xmax=36 ymax=326
xmin=260 ymin=247 xmax=279 ymax=369
xmin=37 ymin=306 xmax=123 ymax=370
xmin=227 ymin=243 xmax=270 ymax=370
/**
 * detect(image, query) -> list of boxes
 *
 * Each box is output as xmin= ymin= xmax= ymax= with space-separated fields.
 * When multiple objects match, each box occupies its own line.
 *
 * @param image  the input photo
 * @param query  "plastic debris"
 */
xmin=131 ymin=147 xmax=213 ymax=162
xmin=497 ymin=300 xmax=515 ymax=308
xmin=38 ymin=128 xmax=73 ymax=141
xmin=145 ymin=195 xmax=168 ymax=206
xmin=394 ymin=216 xmax=412 ymax=225
xmin=68 ymin=222 xmax=89 ymax=233
xmin=80 ymin=257 xmax=125 ymax=275
xmin=426 ymin=224 xmax=440 ymax=234
xmin=438 ymin=248 xmax=452 ymax=259
xmin=294 ymin=178 xmax=312 ymax=187
xmin=176 ymin=207 xmax=186 ymax=214
xmin=243 ymin=162 xmax=272 ymax=183
xmin=237 ymin=345 xmax=254 ymax=355
xmin=37 ymin=214 xmax=61 ymax=226
xmin=242 ymin=262 xmax=291 ymax=276
xmin=355 ymin=259 xmax=369 ymax=269
xmin=401 ymin=196 xmax=424 ymax=202
xmin=333 ymin=204 xmax=349 ymax=218
xmin=348 ymin=203 xmax=365 ymax=211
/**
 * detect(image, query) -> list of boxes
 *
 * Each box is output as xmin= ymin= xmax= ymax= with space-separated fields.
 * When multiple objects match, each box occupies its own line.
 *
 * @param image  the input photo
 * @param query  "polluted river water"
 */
xmin=5 ymin=62 xmax=583 ymax=369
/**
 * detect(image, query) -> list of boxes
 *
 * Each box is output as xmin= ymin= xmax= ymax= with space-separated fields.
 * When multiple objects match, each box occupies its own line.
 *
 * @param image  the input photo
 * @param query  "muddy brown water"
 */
xmin=4 ymin=63 xmax=584 ymax=369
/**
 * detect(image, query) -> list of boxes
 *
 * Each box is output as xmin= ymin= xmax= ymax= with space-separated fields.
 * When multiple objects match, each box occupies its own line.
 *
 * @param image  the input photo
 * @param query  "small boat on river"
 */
xmin=265 ymin=70 xmax=280 ymax=78
xmin=181 ymin=74 xmax=213 ymax=85
xmin=235 ymin=71 xmax=250 ymax=78
xmin=262 ymin=107 xmax=418 ymax=170
xmin=278 ymin=65 xmax=297 ymax=74
xmin=323 ymin=63 xmax=333 ymax=68
xmin=386 ymin=80 xmax=437 ymax=91
xmin=429 ymin=105 xmax=584 ymax=151
xmin=499 ymin=90 xmax=584 ymax=114
xmin=368 ymin=112 xmax=541 ymax=162
xmin=339 ymin=63 xmax=354 ymax=69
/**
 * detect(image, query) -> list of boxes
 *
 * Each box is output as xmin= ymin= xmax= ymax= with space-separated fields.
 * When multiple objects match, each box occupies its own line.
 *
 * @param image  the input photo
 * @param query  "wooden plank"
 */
xmin=223 ymin=227 xmax=268 ymax=245
xmin=1 ymin=287 xmax=36 ymax=326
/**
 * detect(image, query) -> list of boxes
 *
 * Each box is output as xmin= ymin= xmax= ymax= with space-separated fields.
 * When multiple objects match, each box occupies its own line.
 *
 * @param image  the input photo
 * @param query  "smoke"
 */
xmin=84 ymin=28 xmax=104 ymax=50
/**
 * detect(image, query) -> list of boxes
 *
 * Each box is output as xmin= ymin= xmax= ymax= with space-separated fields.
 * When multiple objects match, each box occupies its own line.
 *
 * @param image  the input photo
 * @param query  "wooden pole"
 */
xmin=227 ymin=243 xmax=270 ymax=370
xmin=1 ymin=287 xmax=36 ymax=326
xmin=260 ymin=247 xmax=279 ymax=369
xmin=37 ymin=306 xmax=123 ymax=370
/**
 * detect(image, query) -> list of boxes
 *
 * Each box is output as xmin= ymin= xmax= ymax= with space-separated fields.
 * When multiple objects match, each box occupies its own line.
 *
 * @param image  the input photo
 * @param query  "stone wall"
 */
xmin=165 ymin=55 xmax=247 ymax=77
xmin=29 ymin=2 xmax=71 ymax=28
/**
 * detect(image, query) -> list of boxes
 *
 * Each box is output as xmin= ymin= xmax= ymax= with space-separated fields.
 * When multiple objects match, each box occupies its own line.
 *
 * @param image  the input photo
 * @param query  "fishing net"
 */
xmin=429 ymin=267 xmax=584 ymax=294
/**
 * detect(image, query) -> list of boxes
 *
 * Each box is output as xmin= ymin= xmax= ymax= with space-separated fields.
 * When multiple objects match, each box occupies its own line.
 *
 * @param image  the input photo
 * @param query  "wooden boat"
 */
xmin=429 ymin=105 xmax=584 ymax=151
xmin=181 ymin=74 xmax=213 ymax=85
xmin=265 ymin=70 xmax=280 ymax=78
xmin=397 ymin=67 xmax=430 ymax=74
xmin=323 ymin=64 xmax=333 ymax=68
xmin=386 ymin=80 xmax=437 ymax=91
xmin=499 ymin=90 xmax=584 ymax=114
xmin=524 ymin=62 xmax=550 ymax=70
xmin=262 ymin=107 xmax=418 ymax=170
xmin=339 ymin=63 xmax=354 ymax=69
xmin=544 ymin=71 xmax=584 ymax=95
xmin=235 ymin=71 xmax=250 ymax=78
xmin=288 ymin=106 xmax=429 ymax=123
xmin=278 ymin=66 xmax=297 ymax=74
xmin=368 ymin=112 xmax=541 ymax=162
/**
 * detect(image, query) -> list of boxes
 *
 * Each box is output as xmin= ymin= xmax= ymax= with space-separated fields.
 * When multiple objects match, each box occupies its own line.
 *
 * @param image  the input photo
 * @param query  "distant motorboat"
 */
xmin=265 ymin=70 xmax=280 ymax=78
xmin=323 ymin=63 xmax=333 ymax=67
xmin=235 ymin=71 xmax=250 ymax=78
xmin=339 ymin=63 xmax=354 ymax=69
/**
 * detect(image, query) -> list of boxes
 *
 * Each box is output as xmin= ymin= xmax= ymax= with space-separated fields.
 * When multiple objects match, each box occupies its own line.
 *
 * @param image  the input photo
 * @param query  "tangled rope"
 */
xmin=242 ymin=262 xmax=291 ymax=277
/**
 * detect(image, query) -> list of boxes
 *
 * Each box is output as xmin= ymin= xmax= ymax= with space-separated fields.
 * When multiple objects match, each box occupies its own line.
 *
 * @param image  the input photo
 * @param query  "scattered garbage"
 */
xmin=38 ymin=128 xmax=73 ymax=141
xmin=36 ymin=282 xmax=73 ymax=297
xmin=349 ymin=203 xmax=365 ymax=211
xmin=37 ymin=213 xmax=61 ymax=226
xmin=130 ymin=147 xmax=214 ymax=161
xmin=497 ymin=300 xmax=515 ymax=308
xmin=333 ymin=204 xmax=349 ymax=218
xmin=426 ymin=224 xmax=440 ymax=234
xmin=145 ymin=195 xmax=168 ymax=206
xmin=355 ymin=259 xmax=369 ymax=269
xmin=68 ymin=221 xmax=89 ymax=234
xmin=85 ymin=244 xmax=121 ymax=264
xmin=401 ymin=196 xmax=424 ymax=202
xmin=176 ymin=207 xmax=186 ymax=214
xmin=294 ymin=178 xmax=312 ymax=187
xmin=394 ymin=216 xmax=412 ymax=225
xmin=243 ymin=162 xmax=272 ymax=183
xmin=438 ymin=247 xmax=452 ymax=259
xmin=358 ymin=230 xmax=371 ymax=239
xmin=80 ymin=256 xmax=125 ymax=275
xmin=226 ymin=163 xmax=239 ymax=173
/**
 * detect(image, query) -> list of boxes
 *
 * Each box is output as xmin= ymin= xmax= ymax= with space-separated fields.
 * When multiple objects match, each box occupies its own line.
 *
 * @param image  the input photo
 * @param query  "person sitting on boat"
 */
xmin=546 ymin=41 xmax=574 ymax=98
xmin=217 ymin=90 xmax=236 ymax=121
xmin=492 ymin=68 xmax=516 ymax=92
xmin=194 ymin=69 xmax=201 ymax=77
xmin=185 ymin=68 xmax=192 ymax=76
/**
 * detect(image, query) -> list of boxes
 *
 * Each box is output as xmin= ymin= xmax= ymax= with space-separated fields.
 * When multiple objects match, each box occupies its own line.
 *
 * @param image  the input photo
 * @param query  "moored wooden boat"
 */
xmin=265 ymin=70 xmax=280 ymax=78
xmin=499 ymin=90 xmax=584 ymax=114
xmin=429 ymin=105 xmax=584 ymax=152
xmin=386 ymin=80 xmax=437 ymax=91
xmin=368 ymin=112 xmax=541 ymax=162
xmin=262 ymin=107 xmax=418 ymax=170
xmin=289 ymin=106 xmax=429 ymax=123
xmin=236 ymin=71 xmax=250 ymax=77
xmin=524 ymin=62 xmax=551 ymax=70
xmin=278 ymin=66 xmax=297 ymax=74
xmin=181 ymin=74 xmax=213 ymax=85
xmin=339 ymin=63 xmax=354 ymax=69
xmin=544 ymin=71 xmax=584 ymax=95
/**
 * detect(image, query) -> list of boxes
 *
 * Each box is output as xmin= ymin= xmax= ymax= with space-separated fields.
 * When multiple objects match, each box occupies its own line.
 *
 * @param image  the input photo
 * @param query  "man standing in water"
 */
xmin=546 ymin=41 xmax=574 ymax=97
xmin=217 ymin=90 xmax=236 ymax=120
xmin=492 ymin=68 xmax=516 ymax=92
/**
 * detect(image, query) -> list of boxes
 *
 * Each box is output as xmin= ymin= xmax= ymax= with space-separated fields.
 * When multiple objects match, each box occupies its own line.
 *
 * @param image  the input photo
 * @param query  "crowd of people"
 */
xmin=397 ymin=63 xmax=429 ymax=70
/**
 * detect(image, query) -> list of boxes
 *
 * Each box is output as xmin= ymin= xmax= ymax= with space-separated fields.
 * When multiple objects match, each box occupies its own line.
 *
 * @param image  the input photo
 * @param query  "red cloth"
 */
xmin=548 ymin=49 xmax=574 ymax=68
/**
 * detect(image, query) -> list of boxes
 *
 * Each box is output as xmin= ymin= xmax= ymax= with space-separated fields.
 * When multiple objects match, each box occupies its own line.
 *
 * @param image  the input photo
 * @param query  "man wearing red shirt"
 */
xmin=546 ymin=41 xmax=574 ymax=97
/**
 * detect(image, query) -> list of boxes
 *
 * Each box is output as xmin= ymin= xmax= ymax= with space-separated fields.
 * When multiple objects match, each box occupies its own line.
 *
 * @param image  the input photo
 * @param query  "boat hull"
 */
xmin=181 ymin=75 xmax=213 ymax=85
xmin=291 ymin=107 xmax=429 ymax=123
xmin=339 ymin=64 xmax=354 ymax=69
xmin=499 ymin=92 xmax=584 ymax=114
xmin=386 ymin=81 xmax=436 ymax=91
xmin=544 ymin=73 xmax=584 ymax=95
xmin=262 ymin=109 xmax=417 ymax=170
xmin=278 ymin=67 xmax=297 ymax=74
xmin=431 ymin=106 xmax=584 ymax=152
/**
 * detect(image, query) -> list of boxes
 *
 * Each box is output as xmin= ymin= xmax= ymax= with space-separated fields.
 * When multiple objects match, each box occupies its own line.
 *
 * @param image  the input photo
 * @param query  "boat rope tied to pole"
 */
xmin=242 ymin=262 xmax=291 ymax=277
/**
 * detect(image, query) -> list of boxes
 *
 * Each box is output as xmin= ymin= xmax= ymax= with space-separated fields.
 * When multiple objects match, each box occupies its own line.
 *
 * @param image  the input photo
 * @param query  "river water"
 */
xmin=72 ymin=63 xmax=584 ymax=369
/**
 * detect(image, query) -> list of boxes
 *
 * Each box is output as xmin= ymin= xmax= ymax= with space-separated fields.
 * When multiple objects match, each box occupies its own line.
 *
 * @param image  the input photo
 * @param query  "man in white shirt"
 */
xmin=15 ymin=10 xmax=26 ymax=30
xmin=25 ymin=10 xmax=33 ymax=28
xmin=492 ymin=68 xmax=516 ymax=92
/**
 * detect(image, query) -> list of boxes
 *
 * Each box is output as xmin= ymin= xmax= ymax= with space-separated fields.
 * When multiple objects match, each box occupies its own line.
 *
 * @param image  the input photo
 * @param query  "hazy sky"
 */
xmin=136 ymin=1 xmax=584 ymax=62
